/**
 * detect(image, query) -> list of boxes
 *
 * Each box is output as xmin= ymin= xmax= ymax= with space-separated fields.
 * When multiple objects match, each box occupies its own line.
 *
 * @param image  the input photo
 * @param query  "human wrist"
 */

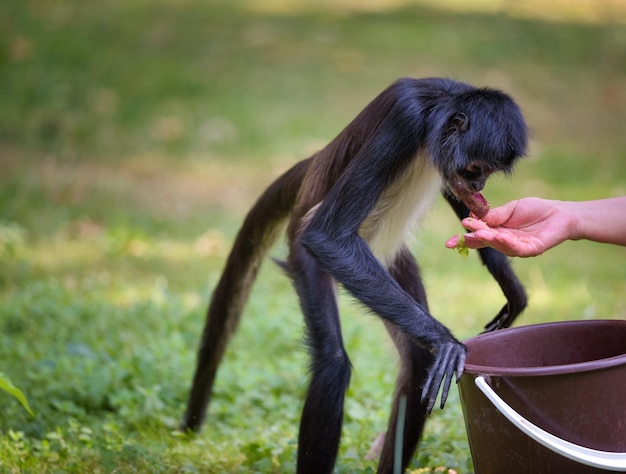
xmin=562 ymin=201 xmax=585 ymax=242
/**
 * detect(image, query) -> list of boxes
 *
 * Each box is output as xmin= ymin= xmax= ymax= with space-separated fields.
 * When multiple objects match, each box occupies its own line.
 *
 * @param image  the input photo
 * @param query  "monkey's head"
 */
xmin=429 ymin=87 xmax=528 ymax=218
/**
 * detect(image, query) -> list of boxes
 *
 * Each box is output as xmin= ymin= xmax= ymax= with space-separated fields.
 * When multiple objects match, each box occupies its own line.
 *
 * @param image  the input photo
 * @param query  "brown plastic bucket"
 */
xmin=458 ymin=320 xmax=626 ymax=474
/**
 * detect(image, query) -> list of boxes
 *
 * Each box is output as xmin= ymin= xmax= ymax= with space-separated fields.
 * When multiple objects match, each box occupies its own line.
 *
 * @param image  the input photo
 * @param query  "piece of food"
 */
xmin=451 ymin=180 xmax=491 ymax=218
xmin=454 ymin=234 xmax=469 ymax=258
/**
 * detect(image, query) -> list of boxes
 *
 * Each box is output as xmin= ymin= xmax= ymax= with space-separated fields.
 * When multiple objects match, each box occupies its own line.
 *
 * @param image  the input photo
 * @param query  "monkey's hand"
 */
xmin=483 ymin=303 xmax=514 ymax=332
xmin=475 ymin=245 xmax=528 ymax=333
xmin=420 ymin=340 xmax=466 ymax=414
xmin=483 ymin=297 xmax=524 ymax=332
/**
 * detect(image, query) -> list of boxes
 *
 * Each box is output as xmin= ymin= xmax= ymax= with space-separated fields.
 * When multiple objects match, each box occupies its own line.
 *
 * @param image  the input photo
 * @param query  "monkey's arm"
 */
xmin=444 ymin=192 xmax=527 ymax=331
xmin=299 ymin=158 xmax=465 ymax=412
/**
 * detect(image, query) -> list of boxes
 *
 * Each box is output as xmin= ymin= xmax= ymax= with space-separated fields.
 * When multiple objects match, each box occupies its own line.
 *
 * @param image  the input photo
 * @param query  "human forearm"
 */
xmin=568 ymin=196 xmax=626 ymax=246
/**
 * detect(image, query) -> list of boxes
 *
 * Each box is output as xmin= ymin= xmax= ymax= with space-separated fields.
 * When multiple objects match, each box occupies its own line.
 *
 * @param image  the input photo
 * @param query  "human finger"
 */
xmin=478 ymin=200 xmax=519 ymax=227
xmin=460 ymin=217 xmax=491 ymax=232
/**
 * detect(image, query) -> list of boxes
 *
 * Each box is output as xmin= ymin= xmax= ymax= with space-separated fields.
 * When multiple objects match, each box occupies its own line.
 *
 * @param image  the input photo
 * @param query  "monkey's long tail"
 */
xmin=181 ymin=158 xmax=311 ymax=432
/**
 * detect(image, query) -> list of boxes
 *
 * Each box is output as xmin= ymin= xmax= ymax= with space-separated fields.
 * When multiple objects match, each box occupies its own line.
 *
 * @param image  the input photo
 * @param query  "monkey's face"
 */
xmin=435 ymin=102 xmax=527 ymax=218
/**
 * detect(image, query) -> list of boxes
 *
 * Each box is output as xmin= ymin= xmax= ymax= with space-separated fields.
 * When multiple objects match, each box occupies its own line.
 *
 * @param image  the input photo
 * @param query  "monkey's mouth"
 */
xmin=450 ymin=180 xmax=490 ymax=218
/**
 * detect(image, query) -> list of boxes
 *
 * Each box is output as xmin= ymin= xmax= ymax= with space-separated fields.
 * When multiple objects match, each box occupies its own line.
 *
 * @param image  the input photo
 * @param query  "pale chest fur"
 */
xmin=359 ymin=156 xmax=441 ymax=266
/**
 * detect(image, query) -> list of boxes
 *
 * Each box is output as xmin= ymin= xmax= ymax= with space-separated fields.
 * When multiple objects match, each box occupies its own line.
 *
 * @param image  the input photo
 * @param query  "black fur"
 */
xmin=181 ymin=77 xmax=529 ymax=474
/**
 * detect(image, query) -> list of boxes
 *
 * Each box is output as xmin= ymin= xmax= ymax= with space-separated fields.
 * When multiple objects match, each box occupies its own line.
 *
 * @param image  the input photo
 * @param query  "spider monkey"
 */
xmin=181 ymin=77 xmax=528 ymax=473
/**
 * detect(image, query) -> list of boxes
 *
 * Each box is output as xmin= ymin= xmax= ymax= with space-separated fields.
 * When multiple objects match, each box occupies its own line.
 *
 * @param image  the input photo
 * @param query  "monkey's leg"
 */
xmin=289 ymin=245 xmax=351 ymax=474
xmin=443 ymin=192 xmax=526 ymax=331
xmin=377 ymin=247 xmax=434 ymax=474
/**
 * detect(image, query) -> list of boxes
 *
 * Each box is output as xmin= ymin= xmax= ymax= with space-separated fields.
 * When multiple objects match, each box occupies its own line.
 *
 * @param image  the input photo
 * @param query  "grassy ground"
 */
xmin=1 ymin=0 xmax=626 ymax=472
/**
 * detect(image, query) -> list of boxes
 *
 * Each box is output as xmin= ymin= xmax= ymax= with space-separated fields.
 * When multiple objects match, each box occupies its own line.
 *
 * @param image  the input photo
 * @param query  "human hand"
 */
xmin=445 ymin=198 xmax=576 ymax=257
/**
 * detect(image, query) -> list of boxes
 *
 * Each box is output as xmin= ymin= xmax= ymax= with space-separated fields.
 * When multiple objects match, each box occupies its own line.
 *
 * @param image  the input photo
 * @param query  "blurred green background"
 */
xmin=1 ymin=0 xmax=625 ymax=472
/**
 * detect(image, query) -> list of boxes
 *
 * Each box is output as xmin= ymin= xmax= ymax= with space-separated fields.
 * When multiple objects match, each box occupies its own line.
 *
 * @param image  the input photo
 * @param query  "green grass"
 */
xmin=1 ymin=0 xmax=626 ymax=472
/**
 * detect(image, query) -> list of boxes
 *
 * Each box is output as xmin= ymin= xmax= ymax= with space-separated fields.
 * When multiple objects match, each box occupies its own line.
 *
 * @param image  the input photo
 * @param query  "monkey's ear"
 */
xmin=452 ymin=112 xmax=469 ymax=132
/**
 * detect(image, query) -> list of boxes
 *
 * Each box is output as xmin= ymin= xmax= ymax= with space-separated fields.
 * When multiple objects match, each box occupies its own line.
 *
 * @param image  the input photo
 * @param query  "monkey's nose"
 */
xmin=469 ymin=178 xmax=486 ymax=193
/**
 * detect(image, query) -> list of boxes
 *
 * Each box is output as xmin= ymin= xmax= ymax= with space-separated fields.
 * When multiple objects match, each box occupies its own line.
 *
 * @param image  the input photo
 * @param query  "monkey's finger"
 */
xmin=438 ymin=353 xmax=455 ymax=408
xmin=421 ymin=344 xmax=453 ymax=412
xmin=425 ymin=381 xmax=442 ymax=413
xmin=420 ymin=355 xmax=437 ymax=402
xmin=455 ymin=351 xmax=466 ymax=383
xmin=483 ymin=304 xmax=514 ymax=332
xmin=421 ymin=370 xmax=440 ymax=413
xmin=439 ymin=371 xmax=454 ymax=410
xmin=420 ymin=365 xmax=441 ymax=412
xmin=440 ymin=350 xmax=466 ymax=409
xmin=483 ymin=306 xmax=506 ymax=332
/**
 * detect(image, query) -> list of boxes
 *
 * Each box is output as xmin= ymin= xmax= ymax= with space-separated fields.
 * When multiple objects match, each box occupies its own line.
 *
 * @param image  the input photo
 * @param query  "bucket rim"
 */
xmin=463 ymin=319 xmax=626 ymax=377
